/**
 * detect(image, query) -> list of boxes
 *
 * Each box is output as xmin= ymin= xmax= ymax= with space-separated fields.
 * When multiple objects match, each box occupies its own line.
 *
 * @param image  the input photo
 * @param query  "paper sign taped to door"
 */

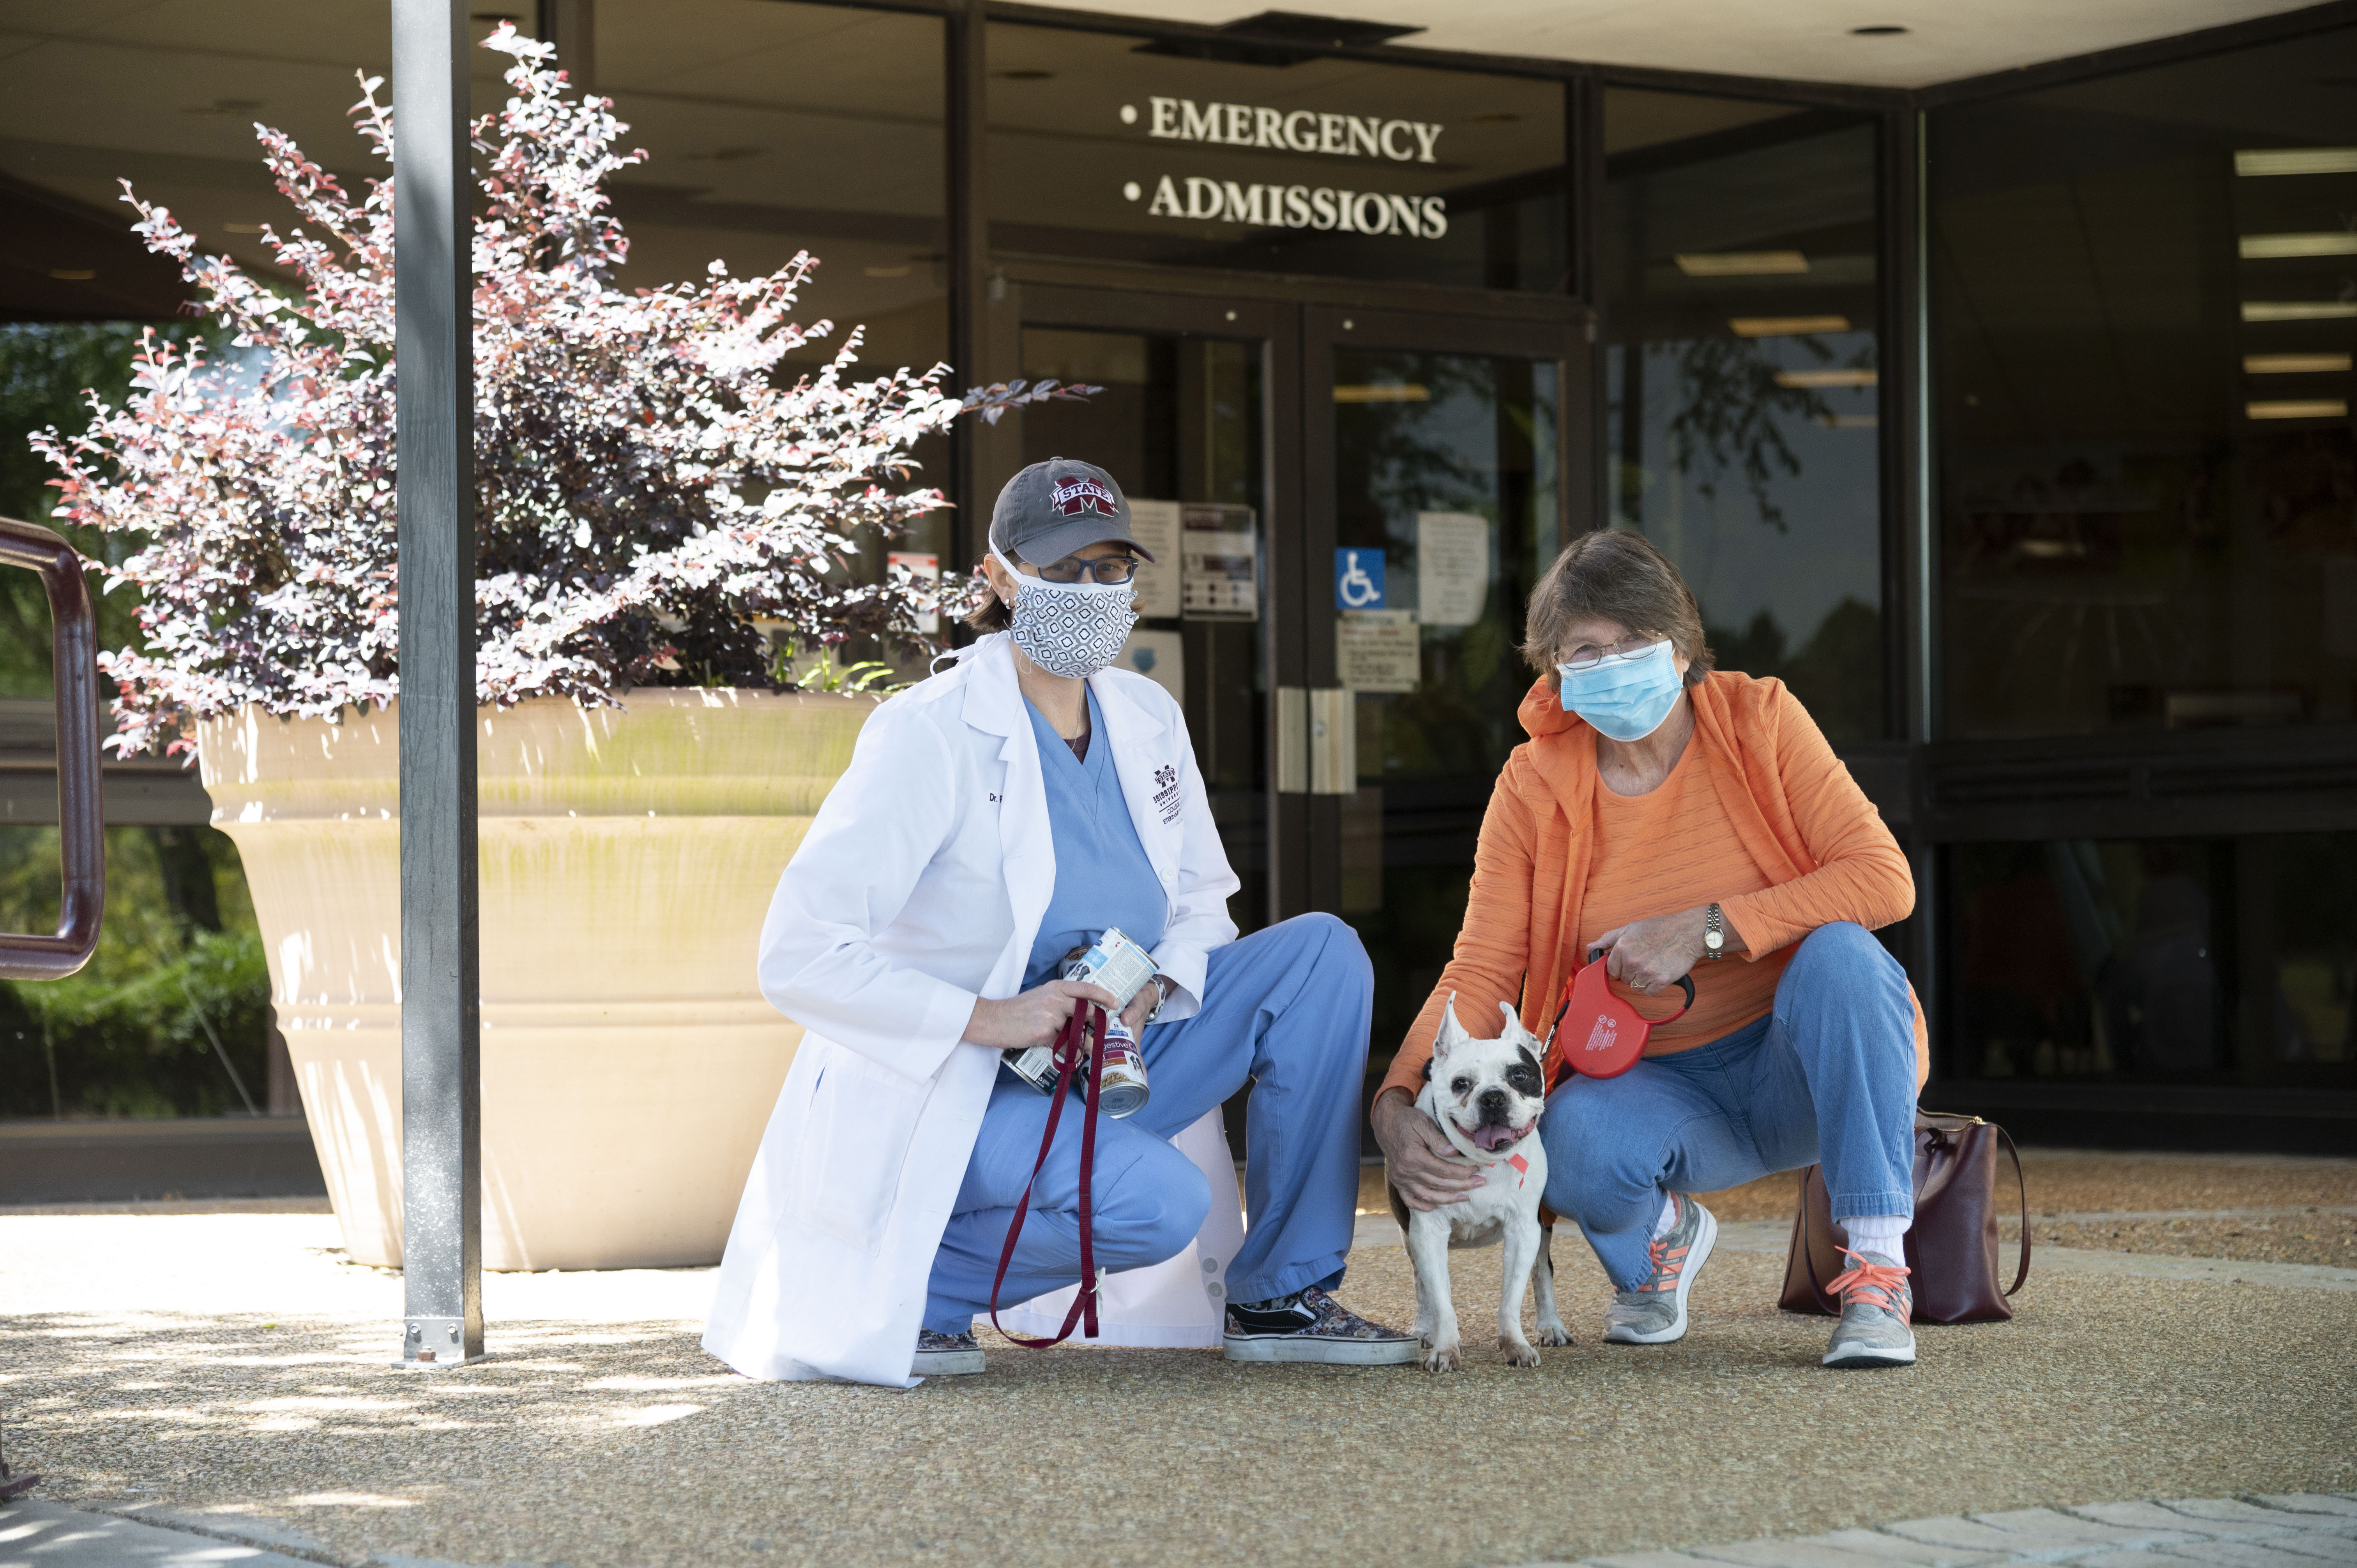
xmin=1181 ymin=503 xmax=1259 ymax=621
xmin=1117 ymin=628 xmax=1185 ymax=705
xmin=1126 ymin=500 xmax=1183 ymax=620
xmin=1416 ymin=512 xmax=1490 ymax=629
xmin=1338 ymin=609 xmax=1419 ymax=692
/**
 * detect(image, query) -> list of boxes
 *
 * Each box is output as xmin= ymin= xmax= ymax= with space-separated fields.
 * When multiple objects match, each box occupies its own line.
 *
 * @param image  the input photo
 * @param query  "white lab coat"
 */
xmin=701 ymin=634 xmax=1242 ymax=1387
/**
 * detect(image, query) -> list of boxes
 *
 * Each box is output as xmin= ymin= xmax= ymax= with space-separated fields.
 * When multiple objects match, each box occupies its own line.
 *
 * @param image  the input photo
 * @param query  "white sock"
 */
xmin=1650 ymin=1192 xmax=1679 ymax=1239
xmin=1839 ymin=1213 xmax=1908 ymax=1259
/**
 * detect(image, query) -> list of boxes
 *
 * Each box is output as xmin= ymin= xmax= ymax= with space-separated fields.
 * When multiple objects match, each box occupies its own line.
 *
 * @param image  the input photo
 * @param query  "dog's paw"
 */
xmin=1536 ymin=1323 xmax=1574 ymax=1348
xmin=1421 ymin=1342 xmax=1462 ymax=1373
xmin=1499 ymin=1335 xmax=1541 ymax=1368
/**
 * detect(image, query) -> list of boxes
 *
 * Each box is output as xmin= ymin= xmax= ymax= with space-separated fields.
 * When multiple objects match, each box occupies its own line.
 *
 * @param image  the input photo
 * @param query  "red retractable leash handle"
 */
xmin=1546 ymin=945 xmax=1697 ymax=1086
xmin=988 ymin=999 xmax=1109 ymax=1348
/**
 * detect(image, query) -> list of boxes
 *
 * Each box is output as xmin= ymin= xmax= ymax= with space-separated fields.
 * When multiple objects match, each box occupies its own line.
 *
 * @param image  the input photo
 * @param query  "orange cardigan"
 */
xmin=1380 ymin=670 xmax=1928 ymax=1103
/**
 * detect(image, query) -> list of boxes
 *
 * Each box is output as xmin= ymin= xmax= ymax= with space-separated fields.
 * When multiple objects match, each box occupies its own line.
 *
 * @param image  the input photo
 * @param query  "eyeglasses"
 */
xmin=1025 ymin=553 xmax=1139 ymax=585
xmin=1559 ymin=634 xmax=1662 ymax=671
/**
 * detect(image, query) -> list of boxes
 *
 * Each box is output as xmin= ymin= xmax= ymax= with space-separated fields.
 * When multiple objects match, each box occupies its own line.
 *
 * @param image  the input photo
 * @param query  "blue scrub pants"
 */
xmin=922 ymin=913 xmax=1371 ymax=1335
xmin=1539 ymin=922 xmax=1918 ymax=1291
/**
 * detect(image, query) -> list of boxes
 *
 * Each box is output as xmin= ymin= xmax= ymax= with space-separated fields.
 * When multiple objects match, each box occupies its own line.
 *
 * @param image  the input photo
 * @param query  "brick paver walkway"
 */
xmin=1557 ymin=1494 xmax=2357 ymax=1568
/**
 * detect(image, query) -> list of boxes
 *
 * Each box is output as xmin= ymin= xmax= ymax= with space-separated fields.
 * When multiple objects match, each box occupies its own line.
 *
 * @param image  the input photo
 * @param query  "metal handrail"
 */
xmin=0 ymin=515 xmax=103 ymax=980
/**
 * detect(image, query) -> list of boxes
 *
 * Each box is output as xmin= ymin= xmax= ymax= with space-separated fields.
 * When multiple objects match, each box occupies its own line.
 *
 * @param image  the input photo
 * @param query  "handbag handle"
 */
xmin=1795 ymin=1167 xmax=1834 ymax=1310
xmin=1998 ymin=1122 xmax=2030 ymax=1297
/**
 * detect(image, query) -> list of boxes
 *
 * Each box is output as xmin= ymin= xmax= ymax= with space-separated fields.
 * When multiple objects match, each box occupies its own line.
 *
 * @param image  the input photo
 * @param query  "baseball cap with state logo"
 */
xmin=988 ymin=457 xmax=1155 ymax=567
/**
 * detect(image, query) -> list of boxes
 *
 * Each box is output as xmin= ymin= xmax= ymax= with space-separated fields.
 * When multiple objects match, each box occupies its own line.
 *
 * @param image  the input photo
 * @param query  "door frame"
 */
xmin=988 ymin=283 xmax=1304 ymax=926
xmin=1297 ymin=304 xmax=1594 ymax=913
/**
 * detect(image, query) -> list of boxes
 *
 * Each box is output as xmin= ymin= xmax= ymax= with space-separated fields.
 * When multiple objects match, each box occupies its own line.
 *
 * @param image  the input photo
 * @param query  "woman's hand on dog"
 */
xmin=963 ymin=978 xmax=1122 ymax=1048
xmin=1372 ymin=1088 xmax=1486 ymax=1210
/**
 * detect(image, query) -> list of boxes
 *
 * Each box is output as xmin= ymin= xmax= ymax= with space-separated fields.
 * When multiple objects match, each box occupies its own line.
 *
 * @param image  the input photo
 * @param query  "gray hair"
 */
xmin=1521 ymin=530 xmax=1712 ymax=692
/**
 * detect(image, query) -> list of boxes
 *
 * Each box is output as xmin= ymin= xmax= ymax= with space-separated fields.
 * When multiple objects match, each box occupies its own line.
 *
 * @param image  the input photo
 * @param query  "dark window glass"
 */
xmin=599 ymin=3 xmax=953 ymax=597
xmin=0 ymin=5 xmax=414 ymax=1121
xmin=601 ymin=2 xmax=948 ymax=377
xmin=0 ymin=3 xmax=952 ymax=625
xmin=986 ymin=23 xmax=1569 ymax=293
xmin=1930 ymin=28 xmax=2357 ymax=738
xmin=1333 ymin=349 xmax=1559 ymax=1074
xmin=0 ymin=3 xmax=951 ymax=1116
xmin=1601 ymin=91 xmax=1886 ymax=742
xmin=1945 ymin=834 xmax=2356 ymax=1089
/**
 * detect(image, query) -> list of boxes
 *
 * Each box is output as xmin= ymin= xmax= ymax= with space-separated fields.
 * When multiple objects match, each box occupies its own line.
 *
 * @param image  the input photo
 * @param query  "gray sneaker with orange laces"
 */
xmin=1822 ymin=1248 xmax=1916 ymax=1369
xmin=1603 ymin=1192 xmax=1718 ymax=1345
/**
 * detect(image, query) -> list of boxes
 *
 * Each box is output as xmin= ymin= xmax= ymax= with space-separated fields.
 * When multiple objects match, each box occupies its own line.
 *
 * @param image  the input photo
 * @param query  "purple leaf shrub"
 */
xmin=34 ymin=25 xmax=1088 ymax=758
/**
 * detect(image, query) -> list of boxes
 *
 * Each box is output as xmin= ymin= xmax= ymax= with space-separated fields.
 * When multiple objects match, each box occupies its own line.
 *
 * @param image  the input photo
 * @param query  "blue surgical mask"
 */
xmin=1557 ymin=639 xmax=1683 ymax=742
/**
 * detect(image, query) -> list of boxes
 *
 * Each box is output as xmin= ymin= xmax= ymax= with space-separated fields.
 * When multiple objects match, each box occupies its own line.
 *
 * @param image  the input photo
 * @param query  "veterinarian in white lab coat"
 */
xmin=703 ymin=457 xmax=1416 ymax=1387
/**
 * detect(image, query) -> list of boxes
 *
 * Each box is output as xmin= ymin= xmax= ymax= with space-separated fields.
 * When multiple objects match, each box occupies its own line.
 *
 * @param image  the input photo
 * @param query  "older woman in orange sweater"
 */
xmin=1371 ymin=530 xmax=1927 ymax=1370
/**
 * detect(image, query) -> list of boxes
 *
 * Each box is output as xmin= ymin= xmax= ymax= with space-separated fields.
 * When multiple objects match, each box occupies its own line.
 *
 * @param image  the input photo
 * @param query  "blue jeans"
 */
xmin=1539 ymin=922 xmax=1918 ymax=1291
xmin=922 ymin=913 xmax=1371 ymax=1335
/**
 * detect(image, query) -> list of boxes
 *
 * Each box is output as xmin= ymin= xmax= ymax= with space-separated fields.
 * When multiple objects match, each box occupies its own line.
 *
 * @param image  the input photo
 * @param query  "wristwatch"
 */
xmin=1704 ymin=904 xmax=1726 ymax=960
xmin=1143 ymin=975 xmax=1173 ymax=1024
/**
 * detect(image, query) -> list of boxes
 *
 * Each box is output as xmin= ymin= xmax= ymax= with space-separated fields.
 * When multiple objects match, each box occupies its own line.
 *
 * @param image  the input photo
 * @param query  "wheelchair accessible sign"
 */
xmin=1335 ymin=548 xmax=1386 ymax=609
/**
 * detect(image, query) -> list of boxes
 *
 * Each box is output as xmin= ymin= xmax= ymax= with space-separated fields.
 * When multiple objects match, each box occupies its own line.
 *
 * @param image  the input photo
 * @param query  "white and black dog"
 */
xmin=1387 ymin=996 xmax=1571 ymax=1372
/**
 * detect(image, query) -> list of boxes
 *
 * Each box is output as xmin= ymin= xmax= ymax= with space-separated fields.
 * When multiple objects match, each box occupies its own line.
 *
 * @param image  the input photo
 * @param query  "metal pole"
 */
xmin=392 ymin=0 xmax=481 ymax=1367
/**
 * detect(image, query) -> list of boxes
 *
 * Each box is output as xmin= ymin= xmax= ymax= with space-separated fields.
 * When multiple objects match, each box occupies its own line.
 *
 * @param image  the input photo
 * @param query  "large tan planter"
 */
xmin=199 ymin=690 xmax=874 ymax=1271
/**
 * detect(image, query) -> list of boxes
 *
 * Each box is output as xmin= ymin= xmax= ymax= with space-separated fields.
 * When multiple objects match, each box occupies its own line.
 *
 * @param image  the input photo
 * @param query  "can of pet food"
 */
xmin=1002 ymin=928 xmax=1157 ymax=1112
xmin=1063 ymin=928 xmax=1158 ymax=1009
xmin=1088 ymin=1016 xmax=1150 ymax=1119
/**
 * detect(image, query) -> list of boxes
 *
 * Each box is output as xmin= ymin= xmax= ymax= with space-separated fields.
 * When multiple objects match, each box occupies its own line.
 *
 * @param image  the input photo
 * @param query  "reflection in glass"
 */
xmin=1930 ymin=28 xmax=2357 ymax=738
xmin=601 ymin=2 xmax=948 ymax=374
xmin=597 ymin=2 xmax=954 ymax=609
xmin=1946 ymin=834 xmax=2355 ymax=1086
xmin=1015 ymin=328 xmax=1267 ymax=936
xmin=0 ymin=2 xmax=956 ymax=667
xmin=1600 ymin=93 xmax=1885 ymax=742
xmin=1334 ymin=350 xmax=1557 ymax=1073
xmin=0 ymin=4 xmax=947 ymax=368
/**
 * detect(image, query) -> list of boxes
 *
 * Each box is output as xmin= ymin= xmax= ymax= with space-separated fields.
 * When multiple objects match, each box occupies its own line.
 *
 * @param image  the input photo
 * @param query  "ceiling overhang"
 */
xmin=993 ymin=0 xmax=2335 ymax=92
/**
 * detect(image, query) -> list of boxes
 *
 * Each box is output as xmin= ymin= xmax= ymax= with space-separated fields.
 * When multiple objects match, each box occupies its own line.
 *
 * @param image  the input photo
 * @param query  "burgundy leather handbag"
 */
xmin=1779 ymin=1110 xmax=2032 ymax=1324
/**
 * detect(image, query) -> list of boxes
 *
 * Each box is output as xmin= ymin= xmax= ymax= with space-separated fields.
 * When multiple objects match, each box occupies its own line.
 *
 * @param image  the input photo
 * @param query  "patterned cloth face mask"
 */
xmin=993 ymin=545 xmax=1140 ymax=680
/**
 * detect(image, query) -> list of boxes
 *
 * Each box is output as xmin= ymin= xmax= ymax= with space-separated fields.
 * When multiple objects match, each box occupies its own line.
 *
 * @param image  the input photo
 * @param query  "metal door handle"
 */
xmin=1309 ymin=687 xmax=1354 ymax=795
xmin=1278 ymin=686 xmax=1356 ymax=797
xmin=0 ymin=516 xmax=103 ymax=979
xmin=1276 ymin=686 xmax=1307 ymax=794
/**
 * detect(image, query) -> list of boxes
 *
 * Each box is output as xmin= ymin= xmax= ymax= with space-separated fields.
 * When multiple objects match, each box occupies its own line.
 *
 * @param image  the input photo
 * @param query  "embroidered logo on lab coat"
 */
xmin=1152 ymin=763 xmax=1182 ymax=824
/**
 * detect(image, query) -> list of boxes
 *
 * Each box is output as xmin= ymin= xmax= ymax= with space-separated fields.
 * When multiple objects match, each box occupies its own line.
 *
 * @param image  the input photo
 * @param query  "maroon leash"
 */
xmin=987 ymin=999 xmax=1108 ymax=1347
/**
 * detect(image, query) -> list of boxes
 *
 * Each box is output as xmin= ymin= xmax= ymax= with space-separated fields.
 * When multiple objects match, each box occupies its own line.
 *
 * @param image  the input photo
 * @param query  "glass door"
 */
xmin=995 ymin=288 xmax=1590 ymax=1114
xmin=1301 ymin=305 xmax=1589 ymax=1093
xmin=1006 ymin=288 xmax=1298 ymax=938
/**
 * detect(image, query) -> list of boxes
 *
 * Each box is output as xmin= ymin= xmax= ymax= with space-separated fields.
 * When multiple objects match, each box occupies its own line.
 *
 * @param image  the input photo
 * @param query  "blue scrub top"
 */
xmin=1023 ymin=685 xmax=1168 ymax=990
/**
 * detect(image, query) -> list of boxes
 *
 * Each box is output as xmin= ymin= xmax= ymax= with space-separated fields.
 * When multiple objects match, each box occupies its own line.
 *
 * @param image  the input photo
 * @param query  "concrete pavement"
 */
xmin=1 ymin=1149 xmax=2350 ymax=1568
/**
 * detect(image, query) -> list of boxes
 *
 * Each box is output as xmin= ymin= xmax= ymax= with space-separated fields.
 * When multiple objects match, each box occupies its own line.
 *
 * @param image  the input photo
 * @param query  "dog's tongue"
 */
xmin=1473 ymin=1123 xmax=1522 ymax=1153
